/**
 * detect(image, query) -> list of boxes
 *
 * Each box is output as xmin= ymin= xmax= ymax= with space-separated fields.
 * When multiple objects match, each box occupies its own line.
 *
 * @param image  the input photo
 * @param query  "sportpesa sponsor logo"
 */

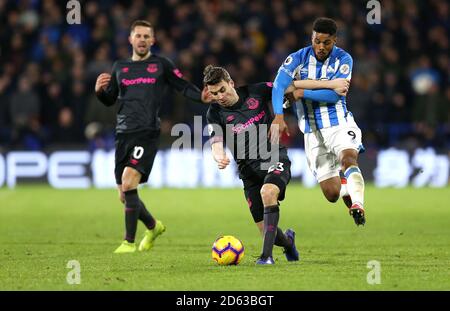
xmin=231 ymin=111 xmax=266 ymax=134
xmin=121 ymin=77 xmax=157 ymax=86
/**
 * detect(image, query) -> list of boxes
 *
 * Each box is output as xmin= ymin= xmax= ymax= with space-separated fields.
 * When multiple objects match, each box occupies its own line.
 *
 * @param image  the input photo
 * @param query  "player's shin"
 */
xmin=123 ymin=189 xmax=141 ymax=243
xmin=339 ymin=171 xmax=352 ymax=208
xmin=344 ymin=166 xmax=365 ymax=207
xmin=339 ymin=171 xmax=349 ymax=197
xmin=274 ymin=227 xmax=291 ymax=248
xmin=339 ymin=183 xmax=349 ymax=197
xmin=261 ymin=205 xmax=280 ymax=259
xmin=138 ymin=200 xmax=156 ymax=230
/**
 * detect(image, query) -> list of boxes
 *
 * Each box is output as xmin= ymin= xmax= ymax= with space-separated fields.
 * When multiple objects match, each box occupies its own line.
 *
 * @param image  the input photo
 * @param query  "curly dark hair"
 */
xmin=312 ymin=17 xmax=337 ymax=36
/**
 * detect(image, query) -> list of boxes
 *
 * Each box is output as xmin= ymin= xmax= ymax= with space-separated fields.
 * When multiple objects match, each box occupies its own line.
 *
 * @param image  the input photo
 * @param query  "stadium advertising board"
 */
xmin=0 ymin=148 xmax=447 ymax=189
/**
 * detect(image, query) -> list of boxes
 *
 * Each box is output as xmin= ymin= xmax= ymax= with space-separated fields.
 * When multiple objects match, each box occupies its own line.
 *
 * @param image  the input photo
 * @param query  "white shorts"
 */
xmin=304 ymin=119 xmax=363 ymax=182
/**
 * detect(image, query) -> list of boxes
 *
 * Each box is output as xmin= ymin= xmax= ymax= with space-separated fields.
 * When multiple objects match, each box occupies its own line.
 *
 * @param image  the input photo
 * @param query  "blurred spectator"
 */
xmin=9 ymin=76 xmax=44 ymax=149
xmin=0 ymin=74 xmax=12 ymax=146
xmin=84 ymin=94 xmax=117 ymax=151
xmin=412 ymin=81 xmax=448 ymax=147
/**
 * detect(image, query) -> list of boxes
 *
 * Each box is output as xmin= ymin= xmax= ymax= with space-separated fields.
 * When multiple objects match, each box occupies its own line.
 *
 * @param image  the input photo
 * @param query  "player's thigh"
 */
xmin=120 ymin=132 xmax=159 ymax=185
xmin=319 ymin=176 xmax=341 ymax=202
xmin=116 ymin=137 xmax=143 ymax=190
xmin=243 ymin=179 xmax=265 ymax=223
xmin=121 ymin=166 xmax=142 ymax=190
xmin=304 ymin=131 xmax=339 ymax=182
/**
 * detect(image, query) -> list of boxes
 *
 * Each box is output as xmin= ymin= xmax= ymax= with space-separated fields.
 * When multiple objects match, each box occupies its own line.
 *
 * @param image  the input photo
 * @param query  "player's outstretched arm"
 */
xmin=161 ymin=57 xmax=211 ymax=104
xmin=211 ymin=142 xmax=230 ymax=170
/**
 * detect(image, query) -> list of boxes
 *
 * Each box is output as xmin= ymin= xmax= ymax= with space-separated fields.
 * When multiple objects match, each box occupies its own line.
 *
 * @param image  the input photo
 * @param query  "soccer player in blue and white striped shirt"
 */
xmin=271 ymin=18 xmax=366 ymax=226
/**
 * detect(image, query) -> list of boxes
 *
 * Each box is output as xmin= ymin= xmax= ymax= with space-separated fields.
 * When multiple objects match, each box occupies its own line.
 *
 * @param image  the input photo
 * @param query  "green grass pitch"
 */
xmin=0 ymin=184 xmax=449 ymax=290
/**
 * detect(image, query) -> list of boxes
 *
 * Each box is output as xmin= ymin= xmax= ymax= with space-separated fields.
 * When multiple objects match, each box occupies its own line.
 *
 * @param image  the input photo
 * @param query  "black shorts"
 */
xmin=114 ymin=130 xmax=160 ymax=185
xmin=242 ymin=157 xmax=291 ymax=223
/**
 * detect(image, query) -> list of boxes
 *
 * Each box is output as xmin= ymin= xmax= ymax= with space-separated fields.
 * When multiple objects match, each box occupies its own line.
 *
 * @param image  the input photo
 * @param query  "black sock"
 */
xmin=274 ymin=227 xmax=292 ymax=248
xmin=261 ymin=205 xmax=280 ymax=259
xmin=123 ymin=189 xmax=140 ymax=243
xmin=139 ymin=200 xmax=156 ymax=230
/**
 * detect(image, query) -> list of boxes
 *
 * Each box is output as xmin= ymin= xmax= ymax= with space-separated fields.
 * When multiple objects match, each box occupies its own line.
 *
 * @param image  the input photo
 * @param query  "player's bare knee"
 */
xmin=323 ymin=187 xmax=340 ymax=203
xmin=326 ymin=192 xmax=340 ymax=203
xmin=260 ymin=185 xmax=279 ymax=205
xmin=121 ymin=181 xmax=136 ymax=192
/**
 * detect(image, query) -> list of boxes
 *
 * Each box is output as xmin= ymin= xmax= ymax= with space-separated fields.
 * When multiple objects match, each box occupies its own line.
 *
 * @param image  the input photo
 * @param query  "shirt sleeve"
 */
xmin=206 ymin=106 xmax=225 ymax=144
xmin=272 ymin=52 xmax=302 ymax=114
xmin=96 ymin=61 xmax=119 ymax=106
xmin=303 ymin=89 xmax=340 ymax=103
xmin=251 ymin=82 xmax=273 ymax=102
xmin=161 ymin=57 xmax=202 ymax=103
xmin=333 ymin=53 xmax=353 ymax=81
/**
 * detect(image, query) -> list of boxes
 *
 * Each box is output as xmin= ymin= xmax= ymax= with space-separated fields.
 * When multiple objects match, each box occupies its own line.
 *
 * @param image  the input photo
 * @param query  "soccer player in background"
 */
xmin=271 ymin=17 xmax=367 ymax=226
xmin=95 ymin=20 xmax=210 ymax=253
xmin=203 ymin=65 xmax=299 ymax=265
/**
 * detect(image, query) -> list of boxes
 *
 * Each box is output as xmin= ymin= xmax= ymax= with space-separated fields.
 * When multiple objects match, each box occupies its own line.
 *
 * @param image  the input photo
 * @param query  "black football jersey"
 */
xmin=206 ymin=82 xmax=288 ymax=175
xmin=96 ymin=54 xmax=202 ymax=133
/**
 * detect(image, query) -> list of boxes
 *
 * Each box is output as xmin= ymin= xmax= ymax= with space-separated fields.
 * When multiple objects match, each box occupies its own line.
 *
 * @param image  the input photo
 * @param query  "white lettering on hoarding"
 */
xmin=0 ymin=149 xmax=448 ymax=189
xmin=48 ymin=152 xmax=91 ymax=189
xmin=6 ymin=152 xmax=47 ymax=188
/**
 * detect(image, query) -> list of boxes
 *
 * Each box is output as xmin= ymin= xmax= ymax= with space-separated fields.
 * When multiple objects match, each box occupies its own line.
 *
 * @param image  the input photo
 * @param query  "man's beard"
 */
xmin=317 ymin=52 xmax=327 ymax=60
xmin=135 ymin=48 xmax=149 ymax=57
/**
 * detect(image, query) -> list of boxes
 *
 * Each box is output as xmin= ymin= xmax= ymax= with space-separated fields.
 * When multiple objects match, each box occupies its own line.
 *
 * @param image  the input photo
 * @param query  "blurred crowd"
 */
xmin=0 ymin=0 xmax=448 ymax=152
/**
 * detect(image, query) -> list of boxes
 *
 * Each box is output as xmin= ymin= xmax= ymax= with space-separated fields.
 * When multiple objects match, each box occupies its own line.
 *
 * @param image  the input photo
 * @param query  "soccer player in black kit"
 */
xmin=203 ymin=65 xmax=299 ymax=264
xmin=95 ymin=20 xmax=210 ymax=253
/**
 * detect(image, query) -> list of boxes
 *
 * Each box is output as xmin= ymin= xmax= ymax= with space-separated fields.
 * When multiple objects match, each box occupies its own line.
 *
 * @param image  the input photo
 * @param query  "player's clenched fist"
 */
xmin=95 ymin=73 xmax=111 ymax=93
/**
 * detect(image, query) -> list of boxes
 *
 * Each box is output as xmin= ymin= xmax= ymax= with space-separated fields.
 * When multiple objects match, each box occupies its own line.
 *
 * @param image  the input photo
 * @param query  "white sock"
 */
xmin=340 ymin=182 xmax=349 ymax=198
xmin=344 ymin=166 xmax=365 ymax=206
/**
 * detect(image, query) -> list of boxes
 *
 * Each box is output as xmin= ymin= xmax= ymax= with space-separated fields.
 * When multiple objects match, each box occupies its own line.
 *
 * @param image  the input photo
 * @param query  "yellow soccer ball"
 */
xmin=211 ymin=235 xmax=244 ymax=265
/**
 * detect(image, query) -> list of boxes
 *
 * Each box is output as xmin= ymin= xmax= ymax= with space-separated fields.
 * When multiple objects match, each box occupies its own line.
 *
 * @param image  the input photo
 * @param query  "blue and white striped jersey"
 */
xmin=275 ymin=45 xmax=354 ymax=133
